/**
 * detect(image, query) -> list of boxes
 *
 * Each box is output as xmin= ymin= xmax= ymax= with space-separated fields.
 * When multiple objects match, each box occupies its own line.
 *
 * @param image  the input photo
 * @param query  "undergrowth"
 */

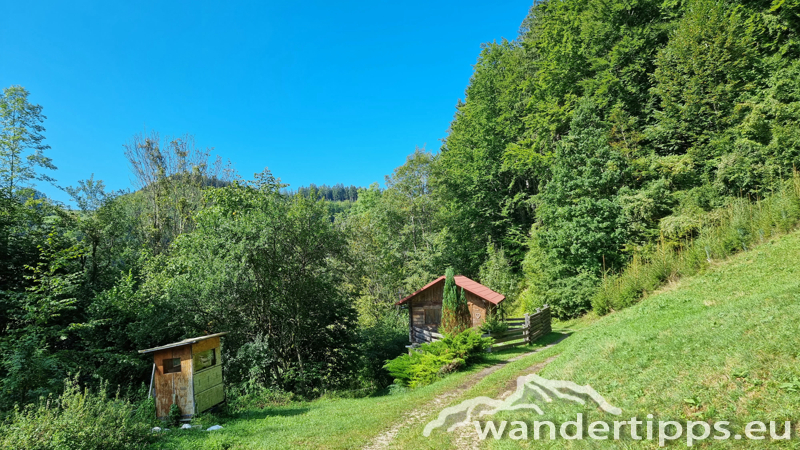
xmin=594 ymin=171 xmax=800 ymax=314
xmin=383 ymin=329 xmax=493 ymax=388
xmin=0 ymin=376 xmax=157 ymax=450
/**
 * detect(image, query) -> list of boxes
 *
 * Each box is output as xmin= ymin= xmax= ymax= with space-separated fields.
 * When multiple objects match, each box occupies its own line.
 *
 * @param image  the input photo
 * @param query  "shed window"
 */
xmin=194 ymin=348 xmax=217 ymax=372
xmin=424 ymin=308 xmax=441 ymax=325
xmin=163 ymin=357 xmax=182 ymax=374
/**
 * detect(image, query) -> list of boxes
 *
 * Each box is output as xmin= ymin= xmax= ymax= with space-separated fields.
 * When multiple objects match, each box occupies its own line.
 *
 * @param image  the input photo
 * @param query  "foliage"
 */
xmin=0 ymin=203 xmax=88 ymax=406
xmin=536 ymin=100 xmax=629 ymax=275
xmin=440 ymin=268 xmax=457 ymax=333
xmin=440 ymin=268 xmax=470 ymax=334
xmin=383 ymin=329 xmax=492 ymax=388
xmin=437 ymin=40 xmax=536 ymax=272
xmin=0 ymin=377 xmax=156 ymax=450
xmin=155 ymin=171 xmax=359 ymax=395
xmin=339 ymin=149 xmax=447 ymax=325
xmin=168 ymin=403 xmax=182 ymax=427
xmin=355 ymin=311 xmax=410 ymax=390
xmin=478 ymin=241 xmax=519 ymax=311
xmin=435 ymin=0 xmax=800 ymax=318
xmin=0 ymin=86 xmax=55 ymax=195
xmin=479 ymin=312 xmax=508 ymax=335
xmin=123 ymin=130 xmax=233 ymax=254
xmin=594 ymin=171 xmax=800 ymax=313
xmin=295 ymin=183 xmax=361 ymax=202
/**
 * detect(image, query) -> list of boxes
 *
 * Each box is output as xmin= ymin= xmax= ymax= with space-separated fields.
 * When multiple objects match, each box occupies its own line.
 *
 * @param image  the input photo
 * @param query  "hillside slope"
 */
xmin=432 ymin=230 xmax=800 ymax=449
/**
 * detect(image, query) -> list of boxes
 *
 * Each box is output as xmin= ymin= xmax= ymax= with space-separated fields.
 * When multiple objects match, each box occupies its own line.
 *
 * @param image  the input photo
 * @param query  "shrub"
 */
xmin=0 ymin=377 xmax=156 ymax=450
xmin=383 ymin=329 xmax=492 ymax=388
xmin=168 ymin=403 xmax=182 ymax=427
xmin=355 ymin=312 xmax=410 ymax=390
xmin=439 ymin=329 xmax=493 ymax=364
xmin=479 ymin=312 xmax=508 ymax=335
xmin=225 ymin=381 xmax=294 ymax=414
xmin=594 ymin=172 xmax=800 ymax=314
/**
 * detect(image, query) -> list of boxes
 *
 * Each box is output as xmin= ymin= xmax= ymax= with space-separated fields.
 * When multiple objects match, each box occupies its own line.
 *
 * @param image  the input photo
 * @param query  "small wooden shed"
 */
xmin=138 ymin=332 xmax=228 ymax=419
xmin=395 ymin=275 xmax=505 ymax=343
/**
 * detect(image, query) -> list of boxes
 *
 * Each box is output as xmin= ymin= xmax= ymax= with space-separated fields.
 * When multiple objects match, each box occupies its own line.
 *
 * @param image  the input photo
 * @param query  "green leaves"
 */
xmin=440 ymin=268 xmax=470 ymax=334
xmin=156 ymin=175 xmax=358 ymax=394
xmin=0 ymin=86 xmax=55 ymax=195
xmin=383 ymin=329 xmax=491 ymax=388
xmin=779 ymin=377 xmax=800 ymax=393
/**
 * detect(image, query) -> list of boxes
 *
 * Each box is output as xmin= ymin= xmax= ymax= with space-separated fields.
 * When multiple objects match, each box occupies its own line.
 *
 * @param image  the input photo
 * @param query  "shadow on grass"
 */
xmin=477 ymin=331 xmax=572 ymax=367
xmin=234 ymin=406 xmax=310 ymax=420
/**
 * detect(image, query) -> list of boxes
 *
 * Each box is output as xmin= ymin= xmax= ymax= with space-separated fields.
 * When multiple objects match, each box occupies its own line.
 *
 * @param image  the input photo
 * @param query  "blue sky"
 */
xmin=1 ymin=1 xmax=531 ymax=204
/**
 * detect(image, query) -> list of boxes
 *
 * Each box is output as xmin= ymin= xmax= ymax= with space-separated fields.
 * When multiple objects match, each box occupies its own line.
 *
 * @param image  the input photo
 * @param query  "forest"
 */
xmin=1 ymin=0 xmax=800 ymax=443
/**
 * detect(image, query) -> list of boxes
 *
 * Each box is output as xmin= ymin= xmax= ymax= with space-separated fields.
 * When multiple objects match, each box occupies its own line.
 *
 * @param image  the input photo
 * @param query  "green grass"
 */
xmin=149 ymin=340 xmax=554 ymax=449
xmin=154 ymin=231 xmax=800 ymax=448
xmin=370 ymin=231 xmax=800 ymax=449
xmin=471 ymin=231 xmax=800 ymax=449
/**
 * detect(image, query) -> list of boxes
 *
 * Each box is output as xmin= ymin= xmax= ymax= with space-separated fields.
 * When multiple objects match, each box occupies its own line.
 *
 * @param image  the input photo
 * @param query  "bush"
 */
xmin=594 ymin=172 xmax=800 ymax=314
xmin=479 ymin=312 xmax=508 ymax=335
xmin=168 ymin=403 xmax=182 ymax=427
xmin=225 ymin=381 xmax=294 ymax=414
xmin=0 ymin=377 xmax=156 ymax=450
xmin=383 ymin=329 xmax=492 ymax=388
xmin=355 ymin=312 xmax=410 ymax=390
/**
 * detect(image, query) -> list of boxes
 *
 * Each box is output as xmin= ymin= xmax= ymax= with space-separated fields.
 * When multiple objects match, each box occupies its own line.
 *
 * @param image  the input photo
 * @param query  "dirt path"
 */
xmin=362 ymin=336 xmax=567 ymax=450
xmin=449 ymin=355 xmax=559 ymax=450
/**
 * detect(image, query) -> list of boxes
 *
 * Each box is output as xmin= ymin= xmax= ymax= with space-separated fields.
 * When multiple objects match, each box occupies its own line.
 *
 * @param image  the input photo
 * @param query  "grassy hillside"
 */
xmin=419 ymin=230 xmax=800 ymax=449
xmin=155 ymin=230 xmax=800 ymax=449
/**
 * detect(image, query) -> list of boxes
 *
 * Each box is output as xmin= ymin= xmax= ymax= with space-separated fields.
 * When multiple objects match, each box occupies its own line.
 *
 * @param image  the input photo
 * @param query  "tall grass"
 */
xmin=0 ymin=377 xmax=157 ymax=450
xmin=594 ymin=171 xmax=800 ymax=314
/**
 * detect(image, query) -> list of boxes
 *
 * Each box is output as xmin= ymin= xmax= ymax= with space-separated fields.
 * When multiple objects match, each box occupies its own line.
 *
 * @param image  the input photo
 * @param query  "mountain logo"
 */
xmin=423 ymin=373 xmax=622 ymax=436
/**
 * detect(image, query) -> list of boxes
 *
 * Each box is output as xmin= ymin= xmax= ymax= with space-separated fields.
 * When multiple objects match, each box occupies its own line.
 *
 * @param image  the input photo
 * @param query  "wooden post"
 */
xmin=148 ymin=363 xmax=156 ymax=398
xmin=524 ymin=313 xmax=531 ymax=344
xmin=408 ymin=304 xmax=414 ymax=344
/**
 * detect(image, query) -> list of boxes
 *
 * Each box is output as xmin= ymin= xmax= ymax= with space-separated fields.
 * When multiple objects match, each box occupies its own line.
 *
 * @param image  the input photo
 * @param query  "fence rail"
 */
xmin=411 ymin=327 xmax=444 ymax=344
xmin=408 ymin=305 xmax=552 ymax=353
xmin=483 ymin=306 xmax=552 ymax=352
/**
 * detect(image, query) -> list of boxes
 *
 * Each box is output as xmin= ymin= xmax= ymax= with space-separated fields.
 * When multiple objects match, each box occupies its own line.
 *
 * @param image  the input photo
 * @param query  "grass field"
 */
xmin=149 ymin=338 xmax=561 ymax=450
xmin=154 ymin=230 xmax=800 ymax=449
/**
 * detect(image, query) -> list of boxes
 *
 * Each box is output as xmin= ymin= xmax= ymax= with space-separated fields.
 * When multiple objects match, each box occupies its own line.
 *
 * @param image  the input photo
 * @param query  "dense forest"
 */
xmin=2 ymin=0 xmax=800 ymax=425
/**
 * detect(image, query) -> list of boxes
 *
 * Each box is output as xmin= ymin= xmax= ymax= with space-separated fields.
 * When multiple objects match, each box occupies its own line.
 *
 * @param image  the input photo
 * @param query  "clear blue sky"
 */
xmin=1 ymin=1 xmax=532 ymax=204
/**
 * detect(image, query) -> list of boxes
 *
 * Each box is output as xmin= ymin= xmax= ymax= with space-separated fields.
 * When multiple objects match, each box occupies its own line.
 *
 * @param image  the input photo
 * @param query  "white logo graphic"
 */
xmin=423 ymin=373 xmax=621 ymax=437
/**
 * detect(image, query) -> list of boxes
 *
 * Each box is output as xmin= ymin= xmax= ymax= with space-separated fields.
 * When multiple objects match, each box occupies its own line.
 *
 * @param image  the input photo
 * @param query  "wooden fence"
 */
xmin=485 ymin=305 xmax=552 ymax=351
xmin=408 ymin=305 xmax=552 ymax=352
xmin=410 ymin=327 xmax=444 ymax=344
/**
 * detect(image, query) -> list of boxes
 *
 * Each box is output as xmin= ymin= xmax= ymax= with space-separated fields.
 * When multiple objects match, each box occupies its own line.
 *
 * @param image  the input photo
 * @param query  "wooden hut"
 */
xmin=395 ymin=275 xmax=505 ymax=343
xmin=138 ymin=332 xmax=228 ymax=419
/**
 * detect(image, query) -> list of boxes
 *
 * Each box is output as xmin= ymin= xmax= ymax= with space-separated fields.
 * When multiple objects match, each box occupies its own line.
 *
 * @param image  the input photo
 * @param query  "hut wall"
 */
xmin=466 ymin=292 xmax=489 ymax=328
xmin=192 ymin=337 xmax=225 ymax=414
xmin=153 ymin=345 xmax=194 ymax=418
xmin=409 ymin=280 xmax=444 ymax=331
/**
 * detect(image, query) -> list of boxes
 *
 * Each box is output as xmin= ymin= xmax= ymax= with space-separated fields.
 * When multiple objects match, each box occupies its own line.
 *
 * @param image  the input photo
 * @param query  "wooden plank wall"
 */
xmin=465 ymin=292 xmax=488 ymax=327
xmin=409 ymin=280 xmax=444 ymax=334
xmin=192 ymin=337 xmax=225 ymax=414
xmin=153 ymin=345 xmax=194 ymax=418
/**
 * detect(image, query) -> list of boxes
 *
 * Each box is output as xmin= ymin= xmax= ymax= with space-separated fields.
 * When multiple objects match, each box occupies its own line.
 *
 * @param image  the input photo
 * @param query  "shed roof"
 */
xmin=395 ymin=275 xmax=505 ymax=306
xmin=138 ymin=332 xmax=229 ymax=354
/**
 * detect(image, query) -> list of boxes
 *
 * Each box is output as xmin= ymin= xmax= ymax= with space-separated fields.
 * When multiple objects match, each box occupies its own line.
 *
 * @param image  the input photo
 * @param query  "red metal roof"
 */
xmin=395 ymin=275 xmax=505 ymax=306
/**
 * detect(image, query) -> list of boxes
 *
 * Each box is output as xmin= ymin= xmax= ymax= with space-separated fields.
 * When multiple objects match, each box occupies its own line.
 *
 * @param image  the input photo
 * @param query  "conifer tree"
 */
xmin=440 ymin=268 xmax=458 ymax=333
